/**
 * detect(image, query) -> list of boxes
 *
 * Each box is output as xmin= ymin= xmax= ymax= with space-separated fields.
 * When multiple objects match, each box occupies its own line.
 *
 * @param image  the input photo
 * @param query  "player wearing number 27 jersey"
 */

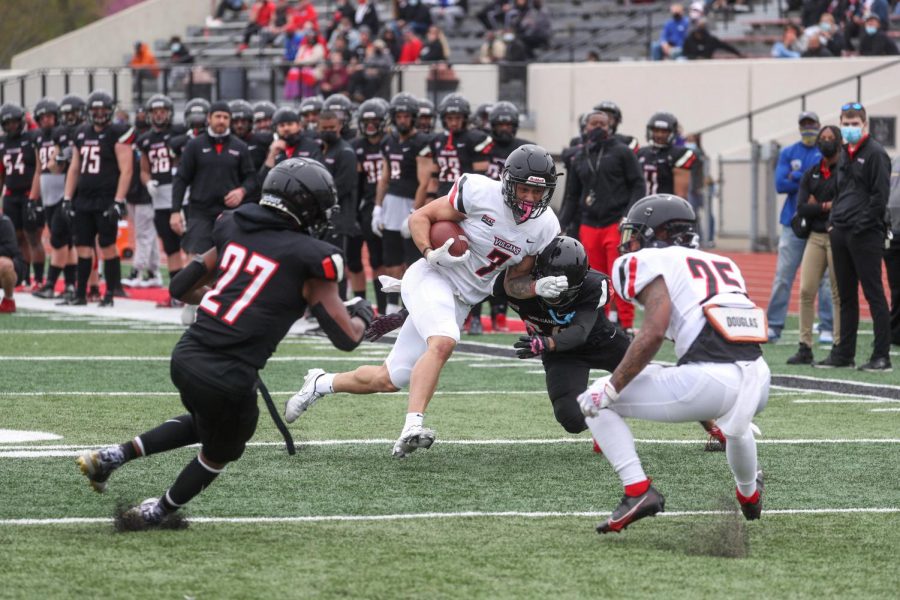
xmin=285 ymin=145 xmax=565 ymax=459
xmin=576 ymin=194 xmax=771 ymax=535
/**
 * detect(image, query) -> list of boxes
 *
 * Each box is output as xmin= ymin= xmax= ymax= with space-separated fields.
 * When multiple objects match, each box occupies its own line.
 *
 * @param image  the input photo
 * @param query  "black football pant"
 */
xmin=542 ymin=328 xmax=631 ymax=434
xmin=885 ymin=237 xmax=900 ymax=345
xmin=830 ymin=226 xmax=892 ymax=361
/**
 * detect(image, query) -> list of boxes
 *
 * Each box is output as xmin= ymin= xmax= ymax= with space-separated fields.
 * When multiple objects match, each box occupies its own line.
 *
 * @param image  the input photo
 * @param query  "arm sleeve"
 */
xmin=172 ymin=142 xmax=195 ymax=211
xmin=448 ymin=174 xmax=470 ymax=213
xmin=775 ymin=148 xmax=799 ymax=194
xmin=550 ymin=304 xmax=599 ymax=352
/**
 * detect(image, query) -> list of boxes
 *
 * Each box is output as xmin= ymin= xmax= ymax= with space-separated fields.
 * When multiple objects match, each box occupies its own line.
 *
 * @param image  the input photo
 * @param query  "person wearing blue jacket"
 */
xmin=766 ymin=111 xmax=834 ymax=343
xmin=651 ymin=3 xmax=691 ymax=60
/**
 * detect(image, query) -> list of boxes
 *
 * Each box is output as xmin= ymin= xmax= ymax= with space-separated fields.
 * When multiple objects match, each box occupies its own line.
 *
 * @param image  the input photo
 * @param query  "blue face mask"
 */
xmin=865 ymin=25 xmax=878 ymax=35
xmin=841 ymin=125 xmax=863 ymax=144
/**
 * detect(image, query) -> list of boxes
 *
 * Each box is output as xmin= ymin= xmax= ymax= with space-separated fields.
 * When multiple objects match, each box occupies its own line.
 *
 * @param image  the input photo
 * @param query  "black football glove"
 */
xmin=514 ymin=333 xmax=551 ymax=359
xmin=363 ymin=308 xmax=409 ymax=342
xmin=344 ymin=296 xmax=374 ymax=328
xmin=104 ymin=201 xmax=127 ymax=226
xmin=59 ymin=199 xmax=75 ymax=227
xmin=24 ymin=199 xmax=44 ymax=229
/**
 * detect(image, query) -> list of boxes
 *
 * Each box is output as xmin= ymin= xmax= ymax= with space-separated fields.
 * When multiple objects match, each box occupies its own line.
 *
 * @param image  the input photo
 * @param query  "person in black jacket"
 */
xmin=787 ymin=125 xmax=842 ymax=365
xmin=682 ymin=20 xmax=743 ymax=59
xmin=859 ymin=14 xmax=899 ymax=56
xmin=559 ymin=109 xmax=644 ymax=331
xmin=171 ymin=101 xmax=258 ymax=257
xmin=0 ymin=214 xmax=24 ymax=313
xmin=817 ymin=103 xmax=893 ymax=371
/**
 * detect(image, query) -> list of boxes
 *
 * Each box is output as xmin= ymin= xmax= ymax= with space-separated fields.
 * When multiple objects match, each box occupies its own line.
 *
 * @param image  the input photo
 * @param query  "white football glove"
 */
xmin=371 ymin=205 xmax=384 ymax=237
xmin=377 ymin=274 xmax=403 ymax=294
xmin=400 ymin=215 xmax=411 ymax=239
xmin=534 ymin=275 xmax=569 ymax=299
xmin=146 ymin=180 xmax=159 ymax=201
xmin=426 ymin=238 xmax=469 ymax=268
xmin=577 ymin=380 xmax=619 ymax=418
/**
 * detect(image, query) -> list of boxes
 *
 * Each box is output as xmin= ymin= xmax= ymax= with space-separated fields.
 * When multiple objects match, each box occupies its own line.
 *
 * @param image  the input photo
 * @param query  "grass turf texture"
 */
xmin=1 ymin=309 xmax=898 ymax=598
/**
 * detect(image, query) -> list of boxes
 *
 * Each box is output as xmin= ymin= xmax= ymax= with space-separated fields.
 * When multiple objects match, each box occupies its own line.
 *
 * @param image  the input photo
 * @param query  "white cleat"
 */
xmin=181 ymin=304 xmax=198 ymax=326
xmin=284 ymin=368 xmax=325 ymax=423
xmin=391 ymin=425 xmax=435 ymax=458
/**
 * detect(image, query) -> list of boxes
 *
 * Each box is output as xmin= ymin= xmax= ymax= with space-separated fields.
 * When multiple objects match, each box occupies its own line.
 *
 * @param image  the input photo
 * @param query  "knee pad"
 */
xmin=386 ymin=361 xmax=411 ymax=390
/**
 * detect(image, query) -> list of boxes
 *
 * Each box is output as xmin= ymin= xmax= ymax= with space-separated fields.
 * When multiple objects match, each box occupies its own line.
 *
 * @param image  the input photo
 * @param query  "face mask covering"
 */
xmin=320 ymin=131 xmax=339 ymax=145
xmin=584 ymin=127 xmax=608 ymax=146
xmin=865 ymin=26 xmax=877 ymax=35
xmin=817 ymin=140 xmax=839 ymax=157
xmin=284 ymin=132 xmax=302 ymax=146
xmin=800 ymin=127 xmax=818 ymax=146
xmin=840 ymin=126 xmax=863 ymax=144
xmin=819 ymin=22 xmax=832 ymax=32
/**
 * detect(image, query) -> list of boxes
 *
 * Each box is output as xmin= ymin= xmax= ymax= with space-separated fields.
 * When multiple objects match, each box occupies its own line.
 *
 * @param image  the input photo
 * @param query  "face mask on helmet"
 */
xmin=90 ymin=107 xmax=112 ymax=127
xmin=360 ymin=117 xmax=382 ymax=137
xmin=503 ymin=176 xmax=554 ymax=225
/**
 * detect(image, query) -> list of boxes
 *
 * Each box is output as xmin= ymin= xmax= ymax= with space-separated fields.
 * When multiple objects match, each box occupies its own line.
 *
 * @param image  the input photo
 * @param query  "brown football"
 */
xmin=430 ymin=221 xmax=469 ymax=257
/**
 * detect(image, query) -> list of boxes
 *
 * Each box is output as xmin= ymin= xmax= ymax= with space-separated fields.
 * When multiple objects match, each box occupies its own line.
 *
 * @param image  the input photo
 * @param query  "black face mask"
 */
xmin=818 ymin=140 xmax=839 ymax=158
xmin=320 ymin=131 xmax=339 ymax=146
xmin=284 ymin=131 xmax=303 ymax=147
xmin=584 ymin=127 xmax=608 ymax=146
xmin=493 ymin=130 xmax=514 ymax=145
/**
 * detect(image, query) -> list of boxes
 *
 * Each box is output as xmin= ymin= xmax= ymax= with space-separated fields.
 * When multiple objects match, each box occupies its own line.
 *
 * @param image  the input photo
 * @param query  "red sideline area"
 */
xmin=33 ymin=251 xmax=887 ymax=331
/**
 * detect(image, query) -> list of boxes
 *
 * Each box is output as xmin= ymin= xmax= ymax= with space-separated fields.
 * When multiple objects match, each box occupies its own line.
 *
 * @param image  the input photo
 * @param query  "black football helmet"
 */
xmin=593 ymin=100 xmax=622 ymax=132
xmin=252 ymin=100 xmax=277 ymax=131
xmin=59 ymin=94 xmax=87 ymax=127
xmin=145 ymin=94 xmax=174 ymax=129
xmin=272 ymin=107 xmax=300 ymax=126
xmin=357 ymin=98 xmax=387 ymax=137
xmin=1 ymin=103 xmax=26 ymax=137
xmin=389 ymin=92 xmax=419 ymax=134
xmin=417 ymin=98 xmax=435 ymax=134
xmin=34 ymin=98 xmax=60 ymax=127
xmin=489 ymin=101 xmax=520 ymax=144
xmin=502 ymin=144 xmax=559 ymax=225
xmin=618 ymin=194 xmax=697 ymax=254
xmin=184 ymin=98 xmax=210 ymax=130
xmin=323 ymin=94 xmax=353 ymax=129
xmin=229 ymin=99 xmax=253 ymax=137
xmin=260 ymin=157 xmax=338 ymax=235
xmin=438 ymin=93 xmax=471 ymax=131
xmin=533 ymin=236 xmax=590 ymax=311
xmin=474 ymin=102 xmax=494 ymax=132
xmin=646 ymin=112 xmax=678 ymax=147
xmin=86 ymin=90 xmax=114 ymax=127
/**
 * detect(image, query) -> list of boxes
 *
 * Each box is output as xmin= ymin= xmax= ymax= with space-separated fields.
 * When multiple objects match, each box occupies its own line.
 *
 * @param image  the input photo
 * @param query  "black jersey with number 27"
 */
xmin=187 ymin=203 xmax=345 ymax=369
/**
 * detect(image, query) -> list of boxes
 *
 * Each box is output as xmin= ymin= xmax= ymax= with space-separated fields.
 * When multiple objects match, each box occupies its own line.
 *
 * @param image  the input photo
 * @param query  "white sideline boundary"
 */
xmin=2 ymin=507 xmax=899 ymax=526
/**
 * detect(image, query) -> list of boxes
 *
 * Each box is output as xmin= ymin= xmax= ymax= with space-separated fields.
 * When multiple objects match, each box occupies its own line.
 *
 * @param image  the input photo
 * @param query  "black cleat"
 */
xmin=32 ymin=284 xmax=56 ymax=299
xmin=858 ymin=357 xmax=892 ymax=372
xmin=738 ymin=471 xmax=764 ymax=521
xmin=98 ymin=294 xmax=114 ymax=307
xmin=597 ymin=486 xmax=665 ymax=534
xmin=786 ymin=343 xmax=813 ymax=365
xmin=57 ymin=296 xmax=87 ymax=306
xmin=814 ymin=352 xmax=854 ymax=369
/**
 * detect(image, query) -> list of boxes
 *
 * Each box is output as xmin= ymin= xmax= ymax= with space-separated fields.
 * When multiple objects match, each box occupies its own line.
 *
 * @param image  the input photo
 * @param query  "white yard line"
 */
xmin=2 ymin=507 xmax=898 ymax=526
xmin=870 ymin=408 xmax=900 ymax=413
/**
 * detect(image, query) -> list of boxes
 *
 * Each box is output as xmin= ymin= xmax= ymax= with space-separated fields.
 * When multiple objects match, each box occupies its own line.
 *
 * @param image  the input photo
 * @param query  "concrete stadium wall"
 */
xmin=11 ymin=0 xmax=210 ymax=70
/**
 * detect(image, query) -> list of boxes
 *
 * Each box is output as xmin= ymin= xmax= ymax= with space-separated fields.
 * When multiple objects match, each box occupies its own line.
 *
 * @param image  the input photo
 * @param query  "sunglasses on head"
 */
xmin=841 ymin=102 xmax=864 ymax=111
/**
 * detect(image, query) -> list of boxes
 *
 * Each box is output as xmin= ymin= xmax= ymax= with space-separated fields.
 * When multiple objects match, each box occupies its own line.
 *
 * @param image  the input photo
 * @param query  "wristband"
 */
xmin=604 ymin=382 xmax=619 ymax=402
xmin=422 ymin=246 xmax=433 ymax=258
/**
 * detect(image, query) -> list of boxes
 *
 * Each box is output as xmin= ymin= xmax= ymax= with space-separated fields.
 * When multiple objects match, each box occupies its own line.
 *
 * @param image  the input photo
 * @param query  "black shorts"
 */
xmin=382 ymin=230 xmax=420 ymax=268
xmin=46 ymin=204 xmax=73 ymax=250
xmin=170 ymin=336 xmax=260 ymax=464
xmin=346 ymin=234 xmax=383 ymax=273
xmin=154 ymin=209 xmax=182 ymax=255
xmin=182 ymin=210 xmax=218 ymax=255
xmin=2 ymin=193 xmax=28 ymax=230
xmin=542 ymin=327 xmax=630 ymax=434
xmin=73 ymin=208 xmax=117 ymax=248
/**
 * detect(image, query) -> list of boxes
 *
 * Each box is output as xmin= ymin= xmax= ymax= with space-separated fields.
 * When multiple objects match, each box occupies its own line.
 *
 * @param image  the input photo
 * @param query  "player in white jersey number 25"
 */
xmin=577 ymin=194 xmax=771 ymax=534
xmin=285 ymin=144 xmax=565 ymax=457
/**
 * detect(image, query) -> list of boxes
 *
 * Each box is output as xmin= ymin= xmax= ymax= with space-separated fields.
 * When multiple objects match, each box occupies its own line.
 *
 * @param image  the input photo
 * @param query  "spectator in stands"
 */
xmin=801 ymin=0 xmax=829 ymax=27
xmin=321 ymin=56 xmax=351 ymax=96
xmin=818 ymin=13 xmax=849 ymax=56
xmin=516 ymin=0 xmax=552 ymax=55
xmin=867 ymin=0 xmax=891 ymax=30
xmin=420 ymin=25 xmax=449 ymax=61
xmin=399 ymin=26 xmax=424 ymax=63
xmin=652 ymin=3 xmax=690 ymax=60
xmin=168 ymin=36 xmax=193 ymax=64
xmin=293 ymin=26 xmax=326 ymax=97
xmin=355 ymin=0 xmax=381 ymax=35
xmin=766 ymin=111 xmax=833 ymax=344
xmin=354 ymin=26 xmax=375 ymax=61
xmin=688 ymin=1 xmax=705 ymax=25
xmin=130 ymin=42 xmax=159 ymax=76
xmin=287 ymin=0 xmax=320 ymax=35
xmin=478 ymin=30 xmax=507 ymax=63
xmin=237 ymin=0 xmax=275 ymax=54
xmin=887 ymin=156 xmax=900 ymax=346
xmin=331 ymin=17 xmax=361 ymax=51
xmin=328 ymin=0 xmax=357 ymax=39
xmin=349 ymin=39 xmax=393 ymax=101
xmin=398 ymin=0 xmax=433 ymax=36
xmin=381 ymin=26 xmax=403 ymax=61
xmin=208 ymin=0 xmax=246 ymax=26
xmin=859 ymin=14 xmax=899 ymax=55
xmin=771 ymin=23 xmax=803 ymax=58
xmin=802 ymin=29 xmax=833 ymax=56
xmin=331 ymin=34 xmax=354 ymax=62
xmin=476 ymin=0 xmax=506 ymax=31
xmin=430 ymin=0 xmax=465 ymax=32
xmin=682 ymin=18 xmax=743 ymax=58
xmin=586 ymin=50 xmax=601 ymax=61
xmin=502 ymin=28 xmax=531 ymax=62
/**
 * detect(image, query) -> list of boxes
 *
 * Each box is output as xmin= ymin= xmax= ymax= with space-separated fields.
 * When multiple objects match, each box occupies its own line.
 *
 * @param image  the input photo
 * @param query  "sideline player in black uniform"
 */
xmin=0 ymin=103 xmax=43 ymax=289
xmin=350 ymin=99 xmax=387 ymax=314
xmin=593 ymin=100 xmax=640 ymax=154
xmin=169 ymin=98 xmax=209 ymax=161
xmin=171 ymin=101 xmax=258 ymax=257
xmin=137 ymin=94 xmax=185 ymax=301
xmin=299 ymin=96 xmax=324 ymax=133
xmin=637 ymin=111 xmax=696 ymax=198
xmin=259 ymin=107 xmax=323 ymax=181
xmin=229 ymin=99 xmax=270 ymax=199
xmin=76 ymin=158 xmax=374 ymax=529
xmin=373 ymin=92 xmax=432 ymax=313
xmin=61 ymin=90 xmax=135 ymax=306
xmin=323 ymin=94 xmax=356 ymax=141
xmin=429 ymin=93 xmax=493 ymax=199
xmin=417 ymin=98 xmax=436 ymax=136
xmin=252 ymin=100 xmax=277 ymax=135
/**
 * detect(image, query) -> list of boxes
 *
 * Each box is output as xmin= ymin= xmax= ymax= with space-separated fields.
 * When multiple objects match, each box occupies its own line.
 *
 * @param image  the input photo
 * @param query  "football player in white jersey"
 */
xmin=577 ymin=194 xmax=771 ymax=534
xmin=285 ymin=145 xmax=566 ymax=457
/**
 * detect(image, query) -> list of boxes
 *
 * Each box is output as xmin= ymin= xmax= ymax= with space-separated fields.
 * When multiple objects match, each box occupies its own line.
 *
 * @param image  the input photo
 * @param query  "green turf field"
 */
xmin=1 ymin=310 xmax=899 ymax=599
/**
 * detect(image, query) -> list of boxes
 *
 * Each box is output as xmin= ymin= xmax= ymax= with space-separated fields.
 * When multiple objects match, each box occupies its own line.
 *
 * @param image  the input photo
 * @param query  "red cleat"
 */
xmin=0 ymin=297 xmax=16 ymax=313
xmin=705 ymin=425 xmax=726 ymax=452
xmin=592 ymin=438 xmax=603 ymax=454
xmin=492 ymin=313 xmax=509 ymax=332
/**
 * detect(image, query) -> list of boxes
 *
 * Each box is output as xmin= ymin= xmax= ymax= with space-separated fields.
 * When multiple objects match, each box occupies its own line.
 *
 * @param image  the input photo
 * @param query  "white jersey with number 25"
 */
xmin=612 ymin=246 xmax=756 ymax=359
xmin=442 ymin=173 xmax=560 ymax=306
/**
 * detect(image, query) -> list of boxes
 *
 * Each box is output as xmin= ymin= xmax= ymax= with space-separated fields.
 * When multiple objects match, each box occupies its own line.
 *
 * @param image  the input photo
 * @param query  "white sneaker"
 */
xmin=391 ymin=425 xmax=435 ymax=458
xmin=181 ymin=304 xmax=198 ymax=326
xmin=139 ymin=273 xmax=163 ymax=288
xmin=284 ymin=368 xmax=325 ymax=423
xmin=818 ymin=330 xmax=834 ymax=345
xmin=205 ymin=16 xmax=224 ymax=27
xmin=293 ymin=315 xmax=321 ymax=333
